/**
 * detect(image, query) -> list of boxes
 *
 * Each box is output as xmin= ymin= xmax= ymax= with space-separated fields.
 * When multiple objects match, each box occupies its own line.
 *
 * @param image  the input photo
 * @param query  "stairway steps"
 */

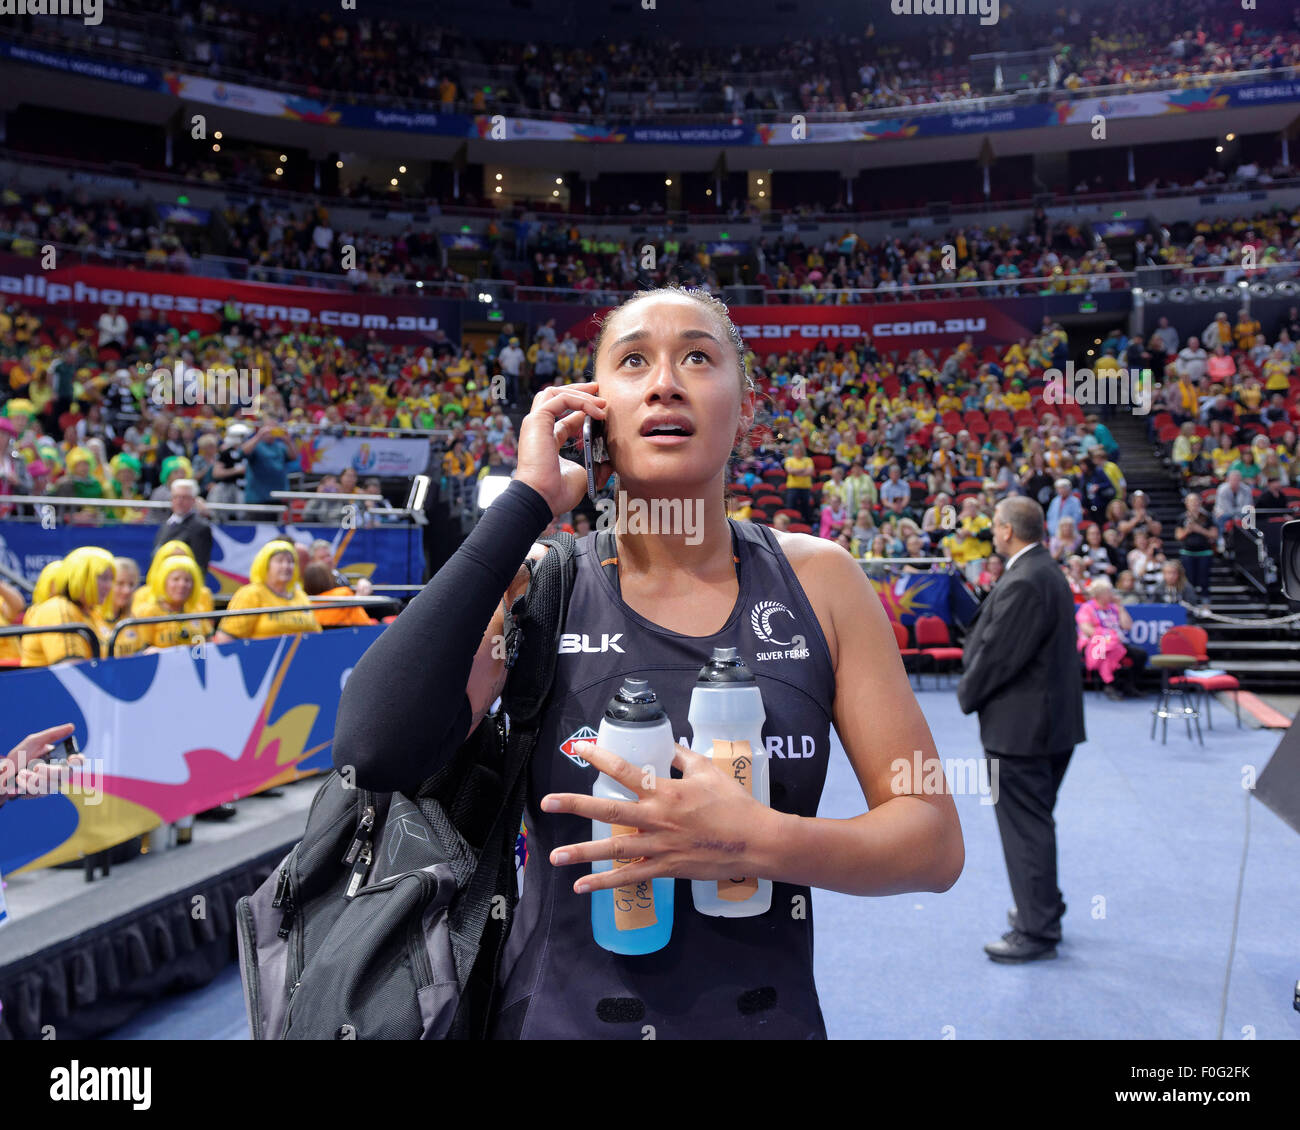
xmin=1104 ymin=412 xmax=1296 ymax=691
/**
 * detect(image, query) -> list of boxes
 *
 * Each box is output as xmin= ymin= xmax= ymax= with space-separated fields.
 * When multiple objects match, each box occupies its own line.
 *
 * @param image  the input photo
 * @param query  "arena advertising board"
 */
xmin=547 ymin=301 xmax=1037 ymax=355
xmin=0 ymin=254 xmax=460 ymax=345
xmin=8 ymin=42 xmax=1300 ymax=146
xmin=0 ymin=626 xmax=381 ymax=874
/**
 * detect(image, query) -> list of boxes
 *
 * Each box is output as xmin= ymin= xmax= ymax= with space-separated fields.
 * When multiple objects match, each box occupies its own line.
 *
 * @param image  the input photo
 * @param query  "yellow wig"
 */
xmin=57 ymin=546 xmax=117 ymax=607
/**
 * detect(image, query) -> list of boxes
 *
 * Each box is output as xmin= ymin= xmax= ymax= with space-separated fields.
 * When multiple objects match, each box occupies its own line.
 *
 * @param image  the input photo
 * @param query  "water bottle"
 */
xmin=591 ymin=678 xmax=677 ymax=955
xmin=689 ymin=647 xmax=772 ymax=917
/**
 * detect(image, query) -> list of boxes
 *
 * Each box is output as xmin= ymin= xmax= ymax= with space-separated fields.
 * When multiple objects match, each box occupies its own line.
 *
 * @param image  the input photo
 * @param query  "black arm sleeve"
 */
xmin=332 ymin=478 xmax=554 ymax=791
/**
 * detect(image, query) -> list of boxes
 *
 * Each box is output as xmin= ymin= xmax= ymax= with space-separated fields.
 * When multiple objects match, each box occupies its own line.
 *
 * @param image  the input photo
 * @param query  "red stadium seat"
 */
xmin=1164 ymin=626 xmax=1240 ymax=730
xmin=890 ymin=620 xmax=922 ymax=686
xmin=788 ymin=522 xmax=813 ymax=534
xmin=915 ymin=614 xmax=963 ymax=689
xmin=811 ymin=454 xmax=833 ymax=473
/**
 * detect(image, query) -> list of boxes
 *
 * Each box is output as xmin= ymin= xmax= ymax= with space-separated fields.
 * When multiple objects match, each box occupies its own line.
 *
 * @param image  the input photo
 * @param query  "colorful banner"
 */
xmin=0 ymin=40 xmax=164 ymax=89
xmin=0 ymin=626 xmax=384 ymax=874
xmin=296 ymin=434 xmax=431 ymax=478
xmin=9 ymin=40 xmax=1296 ymax=147
xmin=1123 ymin=603 xmax=1189 ymax=655
xmin=163 ymin=71 xmax=344 ymax=125
xmin=0 ymin=253 xmax=460 ymax=345
xmin=0 ymin=520 xmax=424 ymax=598
xmin=868 ymin=570 xmax=955 ymax=626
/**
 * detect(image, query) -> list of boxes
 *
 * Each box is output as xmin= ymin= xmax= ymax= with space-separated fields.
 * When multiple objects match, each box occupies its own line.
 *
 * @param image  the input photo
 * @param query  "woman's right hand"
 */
xmin=513 ymin=383 xmax=609 ymax=518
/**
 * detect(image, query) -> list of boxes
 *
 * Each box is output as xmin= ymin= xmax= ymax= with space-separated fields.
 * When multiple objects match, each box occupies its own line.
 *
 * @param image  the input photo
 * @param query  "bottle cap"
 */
xmin=603 ymin=677 xmax=666 ymax=725
xmin=696 ymin=646 xmax=755 ymax=684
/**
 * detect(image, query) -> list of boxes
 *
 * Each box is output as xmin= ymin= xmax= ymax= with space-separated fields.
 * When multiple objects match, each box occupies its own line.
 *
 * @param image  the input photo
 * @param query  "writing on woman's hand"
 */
xmin=540 ymin=740 xmax=780 ymax=895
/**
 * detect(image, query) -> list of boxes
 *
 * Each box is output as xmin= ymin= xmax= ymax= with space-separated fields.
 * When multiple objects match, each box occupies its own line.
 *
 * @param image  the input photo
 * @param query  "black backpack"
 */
xmin=236 ymin=532 xmax=577 ymax=1039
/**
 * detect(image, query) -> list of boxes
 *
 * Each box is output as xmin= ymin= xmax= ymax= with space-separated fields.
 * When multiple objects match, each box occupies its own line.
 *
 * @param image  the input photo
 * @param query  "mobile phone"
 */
xmin=42 ymin=735 xmax=80 ymax=773
xmin=582 ymin=415 xmax=608 ymax=503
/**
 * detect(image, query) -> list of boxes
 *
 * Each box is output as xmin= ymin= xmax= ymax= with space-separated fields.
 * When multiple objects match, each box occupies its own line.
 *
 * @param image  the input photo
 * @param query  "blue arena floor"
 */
xmin=105 ymin=688 xmax=1300 ymax=1040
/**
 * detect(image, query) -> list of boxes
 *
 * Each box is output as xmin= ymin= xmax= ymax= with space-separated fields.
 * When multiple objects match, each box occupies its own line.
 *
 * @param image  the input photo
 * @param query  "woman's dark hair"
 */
xmin=302 ymin=562 xmax=335 ymax=595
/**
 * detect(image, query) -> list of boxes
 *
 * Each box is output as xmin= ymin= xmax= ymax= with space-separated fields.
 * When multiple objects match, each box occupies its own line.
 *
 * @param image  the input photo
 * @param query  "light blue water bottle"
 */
xmin=590 ymin=678 xmax=676 ymax=955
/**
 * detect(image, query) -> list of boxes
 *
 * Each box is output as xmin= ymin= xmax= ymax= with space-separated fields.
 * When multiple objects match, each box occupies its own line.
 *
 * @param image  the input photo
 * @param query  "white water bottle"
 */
xmin=591 ymin=678 xmax=677 ymax=954
xmin=689 ymin=647 xmax=772 ymax=917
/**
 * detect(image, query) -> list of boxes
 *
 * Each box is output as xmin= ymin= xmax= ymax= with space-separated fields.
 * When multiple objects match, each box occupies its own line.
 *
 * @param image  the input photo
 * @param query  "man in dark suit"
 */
xmin=152 ymin=478 xmax=213 ymax=574
xmin=957 ymin=495 xmax=1086 ymax=963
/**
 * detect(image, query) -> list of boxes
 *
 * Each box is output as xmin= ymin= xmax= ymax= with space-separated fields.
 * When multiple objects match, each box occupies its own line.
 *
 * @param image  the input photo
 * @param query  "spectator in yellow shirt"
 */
xmin=214 ymin=539 xmax=321 ymax=642
xmin=21 ymin=546 xmax=115 ymax=667
xmin=0 ymin=578 xmax=26 ymax=665
xmin=132 ymin=556 xmax=214 ymax=651
xmin=783 ymin=441 xmax=815 ymax=522
xmin=1004 ymin=380 xmax=1031 ymax=411
xmin=1233 ymin=311 xmax=1260 ymax=352
xmin=1210 ymin=436 xmax=1239 ymax=479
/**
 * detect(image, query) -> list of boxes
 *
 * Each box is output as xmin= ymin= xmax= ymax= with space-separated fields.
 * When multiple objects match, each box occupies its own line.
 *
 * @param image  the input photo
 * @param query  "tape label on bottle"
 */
xmin=611 ymin=822 xmax=656 ymax=929
xmin=712 ymin=740 xmax=759 ymax=901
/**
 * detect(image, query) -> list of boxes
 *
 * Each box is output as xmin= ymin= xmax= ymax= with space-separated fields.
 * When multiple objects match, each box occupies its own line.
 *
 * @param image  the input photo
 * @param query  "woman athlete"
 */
xmin=336 ymin=285 xmax=963 ymax=1039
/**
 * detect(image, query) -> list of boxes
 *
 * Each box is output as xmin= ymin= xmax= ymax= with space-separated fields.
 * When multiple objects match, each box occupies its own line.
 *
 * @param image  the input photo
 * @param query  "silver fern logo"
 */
xmin=750 ymin=600 xmax=796 ymax=647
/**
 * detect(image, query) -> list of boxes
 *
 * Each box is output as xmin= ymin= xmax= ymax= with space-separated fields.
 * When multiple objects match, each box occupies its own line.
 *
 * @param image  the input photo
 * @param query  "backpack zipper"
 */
xmin=342 ymin=803 xmax=376 ymax=865
xmin=345 ymin=842 xmax=373 ymax=899
xmin=272 ymin=863 xmax=296 ymax=939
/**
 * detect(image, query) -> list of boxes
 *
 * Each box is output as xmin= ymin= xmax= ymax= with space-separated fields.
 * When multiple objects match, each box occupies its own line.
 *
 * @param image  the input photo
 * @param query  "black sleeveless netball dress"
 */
xmin=489 ymin=518 xmax=837 ymax=1039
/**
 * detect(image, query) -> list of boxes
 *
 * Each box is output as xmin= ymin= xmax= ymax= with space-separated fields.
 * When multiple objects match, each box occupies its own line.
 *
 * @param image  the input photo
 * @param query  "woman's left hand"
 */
xmin=542 ymin=741 xmax=780 ymax=894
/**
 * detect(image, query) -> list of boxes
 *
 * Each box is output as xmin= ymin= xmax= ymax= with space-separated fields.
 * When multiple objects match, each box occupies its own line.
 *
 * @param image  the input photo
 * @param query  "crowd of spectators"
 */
xmin=3 ymin=259 xmax=1299 ymax=674
xmin=13 ymin=0 xmax=1299 ymax=121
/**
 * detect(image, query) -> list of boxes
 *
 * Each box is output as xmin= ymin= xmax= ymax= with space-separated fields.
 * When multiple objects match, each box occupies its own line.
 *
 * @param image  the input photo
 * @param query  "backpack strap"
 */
xmin=447 ymin=530 xmax=578 ymax=1037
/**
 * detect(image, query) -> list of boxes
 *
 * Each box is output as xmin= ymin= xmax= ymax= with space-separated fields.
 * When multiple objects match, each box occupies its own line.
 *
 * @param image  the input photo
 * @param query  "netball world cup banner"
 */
xmin=0 ymin=626 xmax=384 ymax=875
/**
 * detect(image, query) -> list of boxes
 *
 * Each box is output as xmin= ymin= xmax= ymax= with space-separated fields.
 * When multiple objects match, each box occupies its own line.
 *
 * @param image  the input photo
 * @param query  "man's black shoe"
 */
xmin=195 ymin=803 xmax=237 ymax=821
xmin=1103 ymin=684 xmax=1124 ymax=702
xmin=985 ymin=930 xmax=1058 ymax=964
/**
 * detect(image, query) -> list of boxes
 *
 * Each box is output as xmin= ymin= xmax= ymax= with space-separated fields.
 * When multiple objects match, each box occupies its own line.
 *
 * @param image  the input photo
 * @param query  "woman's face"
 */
xmin=164 ymin=568 xmax=194 ymax=607
xmin=112 ymin=571 xmax=136 ymax=609
xmin=1162 ymin=563 xmax=1180 ymax=586
xmin=596 ymin=294 xmax=751 ymax=496
xmin=1086 ymin=526 xmax=1101 ymax=545
xmin=267 ymin=552 xmax=295 ymax=590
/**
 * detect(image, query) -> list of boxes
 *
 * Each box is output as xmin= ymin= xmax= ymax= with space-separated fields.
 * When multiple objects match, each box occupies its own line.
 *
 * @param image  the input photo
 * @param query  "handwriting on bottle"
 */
xmin=611 ymin=822 xmax=656 ymax=930
xmin=712 ymin=740 xmax=759 ymax=901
